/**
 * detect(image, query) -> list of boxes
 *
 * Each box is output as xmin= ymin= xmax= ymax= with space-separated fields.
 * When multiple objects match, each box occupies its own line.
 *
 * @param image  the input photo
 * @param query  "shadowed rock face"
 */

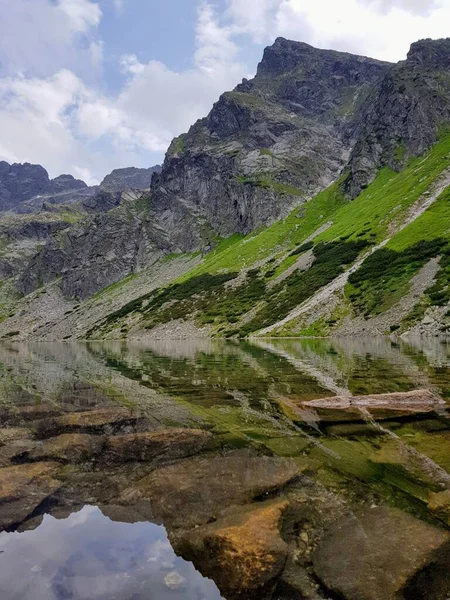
xmin=149 ymin=38 xmax=390 ymax=251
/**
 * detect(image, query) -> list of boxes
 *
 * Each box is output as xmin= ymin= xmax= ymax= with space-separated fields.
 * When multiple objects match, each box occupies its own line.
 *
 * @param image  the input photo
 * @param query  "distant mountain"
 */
xmin=100 ymin=166 xmax=161 ymax=192
xmin=0 ymin=162 xmax=162 ymax=214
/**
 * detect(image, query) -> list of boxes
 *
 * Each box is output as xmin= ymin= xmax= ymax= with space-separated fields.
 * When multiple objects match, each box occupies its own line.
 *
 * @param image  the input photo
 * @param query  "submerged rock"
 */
xmin=104 ymin=429 xmax=213 ymax=464
xmin=28 ymin=433 xmax=105 ymax=463
xmin=120 ymin=449 xmax=299 ymax=529
xmin=33 ymin=408 xmax=148 ymax=439
xmin=312 ymin=506 xmax=450 ymax=600
xmin=300 ymin=389 xmax=445 ymax=423
xmin=0 ymin=462 xmax=61 ymax=530
xmin=177 ymin=500 xmax=289 ymax=600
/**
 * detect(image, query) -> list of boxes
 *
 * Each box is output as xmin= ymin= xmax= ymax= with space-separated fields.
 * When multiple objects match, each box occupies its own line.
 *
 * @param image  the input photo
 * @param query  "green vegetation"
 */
xmin=238 ymin=240 xmax=369 ymax=335
xmin=235 ymin=173 xmax=303 ymax=196
xmin=168 ymin=134 xmax=186 ymax=155
xmin=348 ymin=240 xmax=446 ymax=316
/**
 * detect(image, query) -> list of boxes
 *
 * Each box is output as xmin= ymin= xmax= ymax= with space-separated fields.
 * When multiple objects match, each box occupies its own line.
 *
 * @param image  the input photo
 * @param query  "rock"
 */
xmin=104 ymin=429 xmax=213 ymax=464
xmin=0 ymin=428 xmax=32 ymax=444
xmin=0 ymin=404 xmax=62 ymax=427
xmin=0 ymin=462 xmax=61 ymax=530
xmin=33 ymin=408 xmax=146 ymax=439
xmin=99 ymin=166 xmax=161 ymax=192
xmin=428 ymin=490 xmax=450 ymax=526
xmin=312 ymin=506 xmax=450 ymax=600
xmin=176 ymin=500 xmax=288 ymax=600
xmin=300 ymin=389 xmax=444 ymax=423
xmin=28 ymin=433 xmax=105 ymax=463
xmin=119 ymin=449 xmax=299 ymax=529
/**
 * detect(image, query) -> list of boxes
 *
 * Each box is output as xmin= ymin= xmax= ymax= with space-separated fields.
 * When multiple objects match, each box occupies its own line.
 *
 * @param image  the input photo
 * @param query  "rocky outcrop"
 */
xmin=99 ymin=166 xmax=161 ymax=192
xmin=149 ymin=38 xmax=390 ymax=251
xmin=345 ymin=38 xmax=450 ymax=197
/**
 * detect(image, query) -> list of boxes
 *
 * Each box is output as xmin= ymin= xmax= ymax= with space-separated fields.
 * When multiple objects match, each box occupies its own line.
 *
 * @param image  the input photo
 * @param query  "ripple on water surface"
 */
xmin=0 ymin=506 xmax=223 ymax=600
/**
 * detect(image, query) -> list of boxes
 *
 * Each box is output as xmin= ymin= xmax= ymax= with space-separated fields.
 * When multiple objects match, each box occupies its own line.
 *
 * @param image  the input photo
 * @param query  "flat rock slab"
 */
xmin=176 ymin=500 xmax=289 ymax=600
xmin=28 ymin=433 xmax=105 ymax=463
xmin=120 ymin=449 xmax=299 ymax=529
xmin=312 ymin=506 xmax=450 ymax=600
xmin=301 ymin=389 xmax=445 ymax=422
xmin=104 ymin=429 xmax=213 ymax=464
xmin=0 ymin=462 xmax=61 ymax=531
xmin=33 ymin=408 xmax=147 ymax=439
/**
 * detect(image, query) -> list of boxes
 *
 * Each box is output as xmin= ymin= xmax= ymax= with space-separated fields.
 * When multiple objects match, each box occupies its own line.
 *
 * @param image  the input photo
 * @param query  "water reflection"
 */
xmin=0 ymin=506 xmax=223 ymax=600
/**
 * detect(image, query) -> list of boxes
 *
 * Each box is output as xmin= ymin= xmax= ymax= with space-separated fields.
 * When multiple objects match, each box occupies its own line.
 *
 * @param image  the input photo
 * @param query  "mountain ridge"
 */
xmin=1 ymin=37 xmax=450 ymax=340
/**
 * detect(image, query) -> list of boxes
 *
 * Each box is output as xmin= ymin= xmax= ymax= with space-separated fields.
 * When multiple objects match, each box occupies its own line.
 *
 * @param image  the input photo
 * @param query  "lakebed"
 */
xmin=1 ymin=337 xmax=450 ymax=599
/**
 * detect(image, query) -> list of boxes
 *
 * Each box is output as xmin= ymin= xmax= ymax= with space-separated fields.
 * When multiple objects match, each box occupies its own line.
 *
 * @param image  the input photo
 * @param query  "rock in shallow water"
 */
xmin=119 ymin=449 xmax=299 ymax=529
xmin=312 ymin=506 xmax=450 ymax=600
xmin=300 ymin=389 xmax=445 ymax=423
xmin=176 ymin=500 xmax=289 ymax=600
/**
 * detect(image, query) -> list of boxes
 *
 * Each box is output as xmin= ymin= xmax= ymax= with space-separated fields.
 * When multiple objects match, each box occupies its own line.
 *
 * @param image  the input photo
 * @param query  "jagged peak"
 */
xmin=406 ymin=37 xmax=450 ymax=68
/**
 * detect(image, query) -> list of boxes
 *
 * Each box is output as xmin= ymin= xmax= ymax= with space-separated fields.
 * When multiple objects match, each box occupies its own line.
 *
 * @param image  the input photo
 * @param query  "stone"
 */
xmin=119 ymin=449 xmax=299 ymax=529
xmin=312 ymin=506 xmax=450 ymax=600
xmin=104 ymin=429 xmax=213 ymax=464
xmin=33 ymin=408 xmax=145 ymax=439
xmin=0 ymin=428 xmax=32 ymax=445
xmin=28 ymin=433 xmax=105 ymax=463
xmin=428 ymin=490 xmax=450 ymax=526
xmin=300 ymin=389 xmax=444 ymax=423
xmin=0 ymin=462 xmax=61 ymax=530
xmin=176 ymin=500 xmax=288 ymax=600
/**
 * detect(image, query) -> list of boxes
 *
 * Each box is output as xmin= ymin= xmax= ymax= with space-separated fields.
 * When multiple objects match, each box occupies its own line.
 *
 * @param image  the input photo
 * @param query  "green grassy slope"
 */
xmin=91 ymin=134 xmax=450 ymax=339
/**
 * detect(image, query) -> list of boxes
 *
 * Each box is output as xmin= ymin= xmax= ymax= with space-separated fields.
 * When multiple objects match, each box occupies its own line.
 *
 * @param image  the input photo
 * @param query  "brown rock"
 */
xmin=0 ymin=428 xmax=33 ymax=445
xmin=29 ymin=433 xmax=105 ymax=463
xmin=33 ymin=408 xmax=145 ymax=439
xmin=104 ymin=429 xmax=213 ymax=464
xmin=312 ymin=506 xmax=450 ymax=600
xmin=120 ymin=449 xmax=299 ymax=529
xmin=0 ymin=404 xmax=61 ymax=426
xmin=428 ymin=490 xmax=450 ymax=526
xmin=301 ymin=389 xmax=444 ymax=423
xmin=0 ymin=462 xmax=61 ymax=530
xmin=176 ymin=500 xmax=288 ymax=600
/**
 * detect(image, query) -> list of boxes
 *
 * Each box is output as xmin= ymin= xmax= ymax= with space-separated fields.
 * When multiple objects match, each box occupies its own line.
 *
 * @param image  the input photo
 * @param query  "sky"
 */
xmin=1 ymin=0 xmax=450 ymax=184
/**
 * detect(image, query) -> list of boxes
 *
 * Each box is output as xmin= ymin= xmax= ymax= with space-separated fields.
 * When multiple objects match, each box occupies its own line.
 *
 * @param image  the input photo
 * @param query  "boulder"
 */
xmin=28 ymin=433 xmax=105 ymax=463
xmin=300 ymin=390 xmax=445 ymax=423
xmin=428 ymin=490 xmax=450 ymax=526
xmin=312 ymin=506 xmax=450 ymax=600
xmin=0 ymin=462 xmax=61 ymax=530
xmin=119 ymin=449 xmax=299 ymax=529
xmin=33 ymin=408 xmax=146 ymax=439
xmin=176 ymin=500 xmax=289 ymax=600
xmin=104 ymin=429 xmax=213 ymax=464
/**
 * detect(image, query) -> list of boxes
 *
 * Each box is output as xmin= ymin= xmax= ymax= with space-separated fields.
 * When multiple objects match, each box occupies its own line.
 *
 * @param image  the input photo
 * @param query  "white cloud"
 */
xmin=57 ymin=0 xmax=102 ymax=32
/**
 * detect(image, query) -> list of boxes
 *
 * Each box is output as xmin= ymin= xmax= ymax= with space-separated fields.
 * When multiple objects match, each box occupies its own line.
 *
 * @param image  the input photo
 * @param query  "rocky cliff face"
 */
xmin=345 ymin=38 xmax=450 ymax=196
xmin=149 ymin=38 xmax=390 ymax=251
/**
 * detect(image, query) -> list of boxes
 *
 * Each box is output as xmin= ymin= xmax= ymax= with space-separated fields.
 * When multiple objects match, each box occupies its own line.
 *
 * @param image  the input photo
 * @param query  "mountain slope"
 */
xmin=1 ymin=38 xmax=450 ymax=341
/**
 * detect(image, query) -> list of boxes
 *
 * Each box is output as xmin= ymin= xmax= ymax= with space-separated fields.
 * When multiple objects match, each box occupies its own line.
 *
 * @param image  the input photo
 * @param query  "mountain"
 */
xmin=1 ymin=37 xmax=450 ymax=341
xmin=0 ymin=162 xmax=162 ymax=214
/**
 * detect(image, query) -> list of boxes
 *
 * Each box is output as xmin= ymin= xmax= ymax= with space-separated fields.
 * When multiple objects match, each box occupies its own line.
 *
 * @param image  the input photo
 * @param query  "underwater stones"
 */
xmin=28 ymin=433 xmax=105 ymax=464
xmin=428 ymin=490 xmax=450 ymax=526
xmin=104 ymin=429 xmax=213 ymax=464
xmin=0 ymin=462 xmax=61 ymax=530
xmin=176 ymin=500 xmax=289 ymax=600
xmin=312 ymin=506 xmax=450 ymax=600
xmin=33 ymin=408 xmax=147 ymax=439
xmin=300 ymin=389 xmax=445 ymax=423
xmin=119 ymin=449 xmax=299 ymax=529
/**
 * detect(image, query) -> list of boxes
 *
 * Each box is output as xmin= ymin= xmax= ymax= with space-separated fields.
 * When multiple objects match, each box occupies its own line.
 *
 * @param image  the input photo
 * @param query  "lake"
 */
xmin=1 ymin=337 xmax=450 ymax=599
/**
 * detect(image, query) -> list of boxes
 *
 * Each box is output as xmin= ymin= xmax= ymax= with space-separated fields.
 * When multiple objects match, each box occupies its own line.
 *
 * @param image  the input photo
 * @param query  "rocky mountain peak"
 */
xmin=99 ymin=166 xmax=162 ymax=192
xmin=406 ymin=37 xmax=450 ymax=69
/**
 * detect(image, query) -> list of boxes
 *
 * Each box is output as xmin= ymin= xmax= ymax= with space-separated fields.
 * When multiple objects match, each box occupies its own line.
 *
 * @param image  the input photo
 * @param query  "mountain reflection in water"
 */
xmin=0 ymin=506 xmax=223 ymax=600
